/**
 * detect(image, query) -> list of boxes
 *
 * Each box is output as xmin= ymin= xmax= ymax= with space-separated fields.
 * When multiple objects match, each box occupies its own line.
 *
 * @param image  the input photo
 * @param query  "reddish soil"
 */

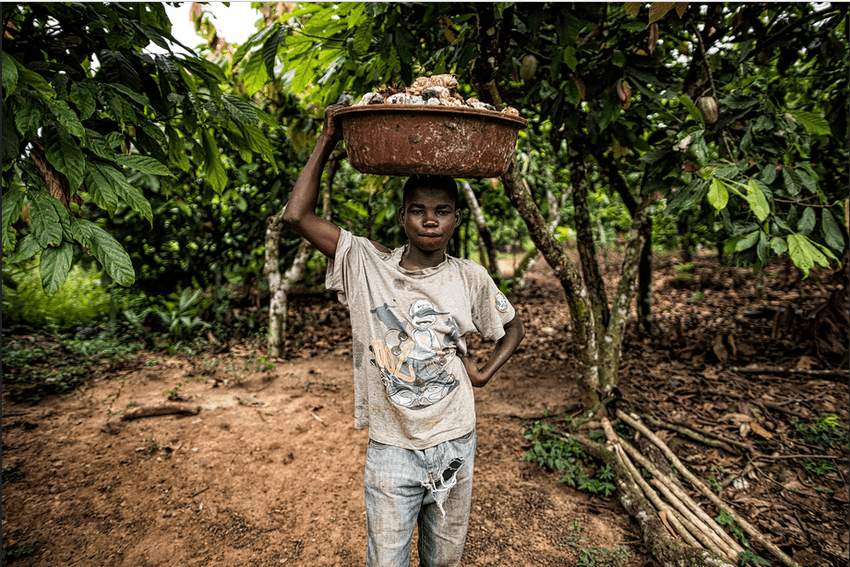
xmin=2 ymin=253 xmax=848 ymax=566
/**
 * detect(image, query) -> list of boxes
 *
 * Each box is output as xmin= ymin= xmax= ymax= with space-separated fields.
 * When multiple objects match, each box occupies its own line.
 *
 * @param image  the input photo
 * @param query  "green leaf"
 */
xmin=680 ymin=96 xmax=704 ymax=125
xmin=109 ymin=82 xmax=150 ymax=107
xmin=797 ymin=206 xmax=816 ymax=235
xmin=50 ymin=196 xmax=73 ymax=241
xmin=111 ymin=154 xmax=173 ymax=176
xmin=69 ymin=217 xmax=93 ymax=248
xmin=83 ymin=129 xmax=119 ymax=161
xmin=101 ymin=87 xmax=135 ymax=123
xmin=202 ymin=129 xmax=227 ymax=193
xmin=241 ymin=53 xmax=269 ymax=97
xmin=353 ymin=24 xmax=373 ymax=54
xmin=759 ymin=163 xmax=776 ymax=185
xmin=2 ymin=51 xmax=18 ymax=98
xmin=17 ymin=66 xmax=56 ymax=99
xmin=39 ymin=240 xmax=73 ymax=295
xmin=563 ymin=46 xmax=578 ymax=71
xmin=240 ymin=123 xmax=277 ymax=170
xmin=822 ymin=208 xmax=846 ymax=252
xmin=261 ymin=25 xmax=283 ymax=76
xmin=44 ymin=122 xmax=85 ymax=193
xmin=221 ymin=95 xmax=259 ymax=124
xmin=75 ymin=219 xmax=135 ymax=286
xmin=782 ymin=168 xmax=801 ymax=196
xmin=611 ymin=50 xmax=625 ymax=67
xmin=96 ymin=163 xmax=154 ymax=224
xmin=786 ymin=110 xmax=830 ymax=136
xmin=365 ymin=2 xmax=389 ymax=17
xmin=707 ymin=178 xmax=728 ymax=211
xmin=48 ymin=100 xmax=85 ymax=138
xmin=15 ymin=94 xmax=45 ymax=138
xmin=85 ymin=162 xmax=119 ymax=216
xmin=745 ymin=180 xmax=770 ymax=222
xmin=770 ymin=237 xmax=787 ymax=256
xmin=347 ymin=2 xmax=367 ymax=27
xmin=166 ymin=126 xmax=191 ymax=172
xmin=6 ymin=235 xmax=41 ymax=263
xmin=29 ymin=193 xmax=63 ymax=247
xmin=796 ymin=169 xmax=817 ymax=194
xmin=563 ymin=79 xmax=580 ymax=106
xmin=736 ymin=230 xmax=759 ymax=252
xmin=2 ymin=188 xmax=25 ymax=250
xmin=787 ymin=234 xmax=828 ymax=278
xmin=624 ymin=2 xmax=641 ymax=18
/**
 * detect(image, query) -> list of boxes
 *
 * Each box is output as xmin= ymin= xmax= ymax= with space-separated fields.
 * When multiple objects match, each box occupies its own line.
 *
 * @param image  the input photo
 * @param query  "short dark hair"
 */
xmin=402 ymin=175 xmax=459 ymax=207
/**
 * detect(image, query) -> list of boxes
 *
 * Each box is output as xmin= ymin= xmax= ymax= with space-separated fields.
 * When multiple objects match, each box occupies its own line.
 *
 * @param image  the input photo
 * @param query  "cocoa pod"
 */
xmin=697 ymin=96 xmax=719 ymax=124
xmin=520 ymin=54 xmax=537 ymax=81
xmin=616 ymin=80 xmax=631 ymax=102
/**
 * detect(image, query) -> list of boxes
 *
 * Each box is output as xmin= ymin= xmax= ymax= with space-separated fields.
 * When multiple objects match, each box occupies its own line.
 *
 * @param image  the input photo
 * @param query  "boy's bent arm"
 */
xmin=462 ymin=314 xmax=526 ymax=388
xmin=283 ymin=106 xmax=345 ymax=259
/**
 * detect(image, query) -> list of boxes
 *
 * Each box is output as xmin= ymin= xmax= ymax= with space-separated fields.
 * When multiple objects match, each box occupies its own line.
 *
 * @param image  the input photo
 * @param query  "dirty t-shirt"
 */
xmin=326 ymin=229 xmax=516 ymax=450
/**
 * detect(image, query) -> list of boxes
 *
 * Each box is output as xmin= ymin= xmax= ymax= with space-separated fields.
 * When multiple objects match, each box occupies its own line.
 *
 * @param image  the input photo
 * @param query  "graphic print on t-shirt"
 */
xmin=368 ymin=299 xmax=459 ymax=410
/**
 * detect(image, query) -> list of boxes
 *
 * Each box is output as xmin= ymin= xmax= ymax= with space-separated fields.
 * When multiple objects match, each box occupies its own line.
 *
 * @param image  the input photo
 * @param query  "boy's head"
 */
xmin=398 ymin=175 xmax=462 ymax=254
xmin=402 ymin=175 xmax=459 ymax=208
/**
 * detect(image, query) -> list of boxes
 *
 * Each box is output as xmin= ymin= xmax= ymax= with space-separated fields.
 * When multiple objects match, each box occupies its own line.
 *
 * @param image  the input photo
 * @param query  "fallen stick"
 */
xmin=121 ymin=403 xmax=201 ymax=421
xmin=729 ymin=366 xmax=848 ymax=379
xmin=639 ymin=413 xmax=742 ymax=455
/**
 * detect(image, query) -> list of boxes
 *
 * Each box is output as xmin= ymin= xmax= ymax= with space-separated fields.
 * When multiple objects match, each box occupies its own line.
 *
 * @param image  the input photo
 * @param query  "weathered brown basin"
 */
xmin=335 ymin=105 xmax=527 ymax=178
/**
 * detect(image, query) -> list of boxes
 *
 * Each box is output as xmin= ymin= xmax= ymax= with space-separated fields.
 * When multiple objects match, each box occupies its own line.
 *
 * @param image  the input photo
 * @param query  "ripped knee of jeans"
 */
xmin=422 ymin=458 xmax=464 ymax=519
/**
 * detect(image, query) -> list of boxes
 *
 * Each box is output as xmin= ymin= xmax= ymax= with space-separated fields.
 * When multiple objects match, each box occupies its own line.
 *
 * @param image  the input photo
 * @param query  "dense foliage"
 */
xmin=2 ymin=2 xmax=278 ymax=294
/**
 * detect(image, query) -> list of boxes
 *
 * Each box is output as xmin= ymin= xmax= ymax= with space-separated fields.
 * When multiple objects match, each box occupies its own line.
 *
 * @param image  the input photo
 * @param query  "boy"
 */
xmin=283 ymin=103 xmax=525 ymax=567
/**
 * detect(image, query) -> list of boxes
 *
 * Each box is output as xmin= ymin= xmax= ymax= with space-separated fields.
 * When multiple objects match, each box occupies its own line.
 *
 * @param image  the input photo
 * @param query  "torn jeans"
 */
xmin=364 ymin=430 xmax=476 ymax=567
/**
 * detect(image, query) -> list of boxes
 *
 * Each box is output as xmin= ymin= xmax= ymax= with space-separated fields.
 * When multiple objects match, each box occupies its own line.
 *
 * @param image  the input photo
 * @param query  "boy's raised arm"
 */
xmin=282 ymin=104 xmax=346 ymax=259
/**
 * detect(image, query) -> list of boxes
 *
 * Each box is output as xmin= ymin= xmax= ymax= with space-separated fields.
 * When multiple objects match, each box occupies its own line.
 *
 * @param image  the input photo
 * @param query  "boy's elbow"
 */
xmin=281 ymin=204 xmax=301 ymax=228
xmin=510 ymin=316 xmax=526 ymax=342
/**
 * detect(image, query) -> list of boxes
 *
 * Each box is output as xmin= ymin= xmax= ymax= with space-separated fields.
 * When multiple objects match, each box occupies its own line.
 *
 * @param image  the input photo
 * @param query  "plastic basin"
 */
xmin=335 ymin=105 xmax=527 ymax=178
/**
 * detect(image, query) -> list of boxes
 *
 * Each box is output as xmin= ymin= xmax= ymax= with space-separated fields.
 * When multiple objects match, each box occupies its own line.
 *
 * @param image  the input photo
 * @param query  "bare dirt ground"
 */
xmin=3 ymin=253 xmax=848 ymax=566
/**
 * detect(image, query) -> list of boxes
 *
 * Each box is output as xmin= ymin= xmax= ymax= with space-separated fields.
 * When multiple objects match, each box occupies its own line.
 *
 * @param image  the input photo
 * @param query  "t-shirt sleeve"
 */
xmin=326 ymin=228 xmax=353 ymax=306
xmin=470 ymin=264 xmax=516 ymax=341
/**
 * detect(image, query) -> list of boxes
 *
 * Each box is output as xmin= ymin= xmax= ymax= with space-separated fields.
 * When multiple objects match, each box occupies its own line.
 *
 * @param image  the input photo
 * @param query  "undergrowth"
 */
xmin=522 ymin=421 xmax=617 ymax=498
xmin=2 ymin=333 xmax=142 ymax=403
xmin=2 ymin=262 xmax=111 ymax=332
xmin=791 ymin=414 xmax=849 ymax=477
xmin=567 ymin=521 xmax=631 ymax=567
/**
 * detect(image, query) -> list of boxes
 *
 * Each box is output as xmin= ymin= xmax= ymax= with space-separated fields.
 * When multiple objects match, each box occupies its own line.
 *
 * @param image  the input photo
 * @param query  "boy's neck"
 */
xmin=400 ymin=246 xmax=446 ymax=271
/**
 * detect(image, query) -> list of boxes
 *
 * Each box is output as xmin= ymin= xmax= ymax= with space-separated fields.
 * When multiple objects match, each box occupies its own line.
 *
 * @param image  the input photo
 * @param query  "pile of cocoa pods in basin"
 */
xmin=355 ymin=74 xmax=520 ymax=117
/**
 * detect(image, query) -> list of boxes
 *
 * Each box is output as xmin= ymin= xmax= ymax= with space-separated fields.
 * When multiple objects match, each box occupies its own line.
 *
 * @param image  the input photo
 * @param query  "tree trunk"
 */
xmin=638 ymin=219 xmax=653 ymax=334
xmin=593 ymin=150 xmax=653 ymax=334
xmin=511 ymin=183 xmax=567 ymax=288
xmin=461 ymin=181 xmax=500 ymax=280
xmin=569 ymin=154 xmax=609 ymax=339
xmin=265 ymin=148 xmax=343 ymax=357
xmin=502 ymin=157 xmax=600 ymax=409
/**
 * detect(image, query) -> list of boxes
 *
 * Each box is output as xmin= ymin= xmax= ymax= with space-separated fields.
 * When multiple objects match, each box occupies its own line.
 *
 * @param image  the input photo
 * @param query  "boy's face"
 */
xmin=398 ymin=186 xmax=461 ymax=254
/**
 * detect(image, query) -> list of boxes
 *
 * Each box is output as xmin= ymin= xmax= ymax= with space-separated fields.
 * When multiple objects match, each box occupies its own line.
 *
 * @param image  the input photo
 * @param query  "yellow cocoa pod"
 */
xmin=520 ymin=54 xmax=538 ymax=81
xmin=697 ymin=96 xmax=719 ymax=124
